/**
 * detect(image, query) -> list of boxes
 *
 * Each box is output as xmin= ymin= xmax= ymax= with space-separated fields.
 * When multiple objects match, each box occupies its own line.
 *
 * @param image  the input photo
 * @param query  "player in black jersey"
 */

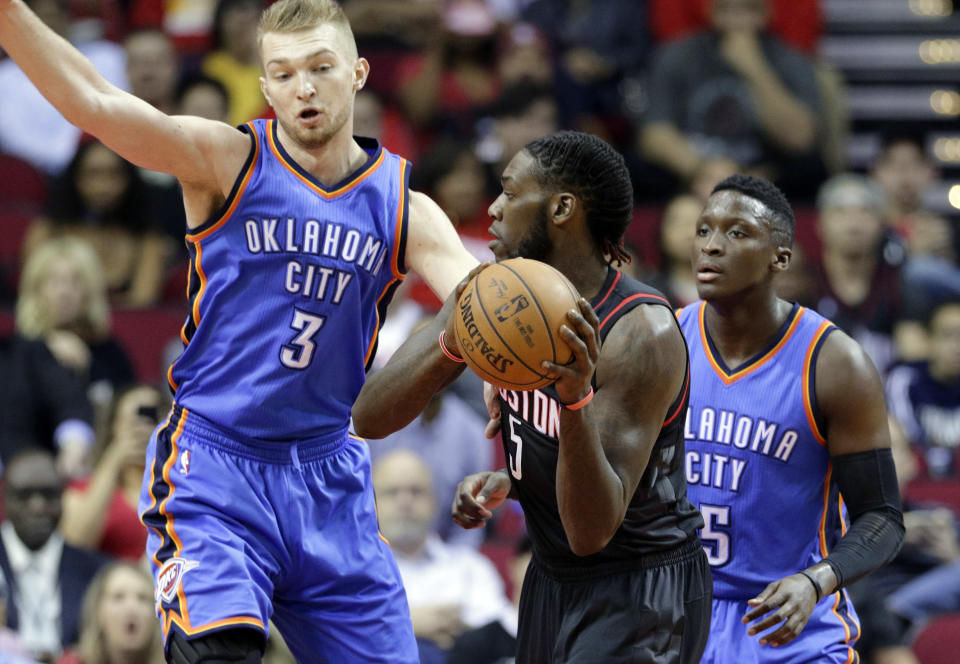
xmin=353 ymin=131 xmax=711 ymax=664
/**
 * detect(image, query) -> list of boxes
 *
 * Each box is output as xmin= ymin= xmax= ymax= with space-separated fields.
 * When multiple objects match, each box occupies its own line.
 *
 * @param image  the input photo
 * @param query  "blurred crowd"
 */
xmin=0 ymin=1 xmax=957 ymax=663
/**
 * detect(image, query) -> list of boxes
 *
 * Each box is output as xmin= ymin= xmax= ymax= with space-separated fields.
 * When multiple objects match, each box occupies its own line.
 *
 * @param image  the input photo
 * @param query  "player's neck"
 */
xmin=550 ymin=253 xmax=610 ymax=302
xmin=277 ymin=124 xmax=368 ymax=186
xmin=705 ymin=289 xmax=791 ymax=362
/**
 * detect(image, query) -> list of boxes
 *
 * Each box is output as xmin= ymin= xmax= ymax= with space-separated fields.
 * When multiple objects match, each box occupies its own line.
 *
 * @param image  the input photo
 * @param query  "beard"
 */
xmin=510 ymin=205 xmax=553 ymax=262
xmin=278 ymin=102 xmax=351 ymax=150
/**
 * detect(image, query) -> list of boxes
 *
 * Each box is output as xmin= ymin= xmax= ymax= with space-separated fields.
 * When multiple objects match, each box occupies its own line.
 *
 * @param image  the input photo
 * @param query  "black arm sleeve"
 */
xmin=825 ymin=448 xmax=905 ymax=588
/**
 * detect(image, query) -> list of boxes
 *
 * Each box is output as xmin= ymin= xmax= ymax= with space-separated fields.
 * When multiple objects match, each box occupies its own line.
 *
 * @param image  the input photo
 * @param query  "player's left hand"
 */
xmin=541 ymin=297 xmax=600 ymax=406
xmin=442 ymin=261 xmax=493 ymax=358
xmin=742 ymin=573 xmax=819 ymax=646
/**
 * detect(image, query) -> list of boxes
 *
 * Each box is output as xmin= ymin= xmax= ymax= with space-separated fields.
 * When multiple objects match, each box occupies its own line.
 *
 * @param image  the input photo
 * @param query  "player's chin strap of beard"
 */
xmin=603 ymin=238 xmax=632 ymax=268
xmin=823 ymin=448 xmax=906 ymax=590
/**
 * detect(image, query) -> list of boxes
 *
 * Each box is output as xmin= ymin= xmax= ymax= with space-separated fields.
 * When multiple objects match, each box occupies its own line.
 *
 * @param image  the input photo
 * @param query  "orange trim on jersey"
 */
xmin=362 ymin=159 xmax=409 ymax=365
xmin=698 ymin=302 xmax=806 ymax=385
xmin=147 ymin=409 xmax=188 ymax=567
xmin=674 ymin=306 xmax=685 ymax=320
xmin=267 ymin=119 xmax=385 ymax=199
xmin=167 ymin=364 xmax=178 ymax=392
xmin=379 ymin=532 xmax=391 ymax=546
xmin=190 ymin=242 xmax=208 ymax=331
xmin=802 ymin=321 xmax=833 ymax=446
xmin=598 ymin=292 xmax=670 ymax=331
xmin=818 ymin=462 xmax=833 ymax=558
xmin=161 ymin=610 xmax=265 ymax=641
xmin=830 ymin=591 xmax=857 ymax=664
xmin=592 ymin=270 xmax=621 ymax=311
xmin=389 ymin=158 xmax=409 ymax=279
xmin=185 ymin=121 xmax=260 ymax=243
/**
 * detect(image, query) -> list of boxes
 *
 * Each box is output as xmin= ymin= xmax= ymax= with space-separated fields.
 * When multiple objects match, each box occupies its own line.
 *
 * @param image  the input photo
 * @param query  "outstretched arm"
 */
xmin=351 ymin=192 xmax=479 ymax=439
xmin=549 ymin=303 xmax=687 ymax=556
xmin=0 ymin=0 xmax=246 ymax=194
xmin=743 ymin=330 xmax=904 ymax=646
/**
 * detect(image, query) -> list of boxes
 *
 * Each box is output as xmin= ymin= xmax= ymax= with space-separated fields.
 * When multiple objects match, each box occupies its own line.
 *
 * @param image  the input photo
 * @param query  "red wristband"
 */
xmin=562 ymin=387 xmax=594 ymax=411
xmin=439 ymin=330 xmax=464 ymax=363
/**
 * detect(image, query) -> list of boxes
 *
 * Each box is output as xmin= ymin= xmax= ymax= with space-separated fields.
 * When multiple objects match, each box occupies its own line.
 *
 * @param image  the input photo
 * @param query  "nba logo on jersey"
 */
xmin=179 ymin=450 xmax=191 ymax=475
xmin=156 ymin=557 xmax=199 ymax=603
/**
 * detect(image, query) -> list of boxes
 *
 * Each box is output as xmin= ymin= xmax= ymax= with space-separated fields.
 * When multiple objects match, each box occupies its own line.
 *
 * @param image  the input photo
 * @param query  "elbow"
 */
xmin=565 ymin=526 xmax=615 ymax=557
xmin=350 ymin=408 xmax=384 ymax=440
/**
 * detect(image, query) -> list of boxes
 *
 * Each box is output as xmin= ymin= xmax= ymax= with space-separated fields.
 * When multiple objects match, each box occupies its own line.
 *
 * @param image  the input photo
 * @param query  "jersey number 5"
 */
xmin=700 ymin=504 xmax=731 ymax=566
xmin=280 ymin=309 xmax=327 ymax=370
xmin=507 ymin=414 xmax=523 ymax=480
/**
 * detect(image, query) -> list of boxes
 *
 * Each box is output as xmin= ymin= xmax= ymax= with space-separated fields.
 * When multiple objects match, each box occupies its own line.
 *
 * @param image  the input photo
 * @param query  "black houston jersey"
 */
xmin=497 ymin=267 xmax=703 ymax=571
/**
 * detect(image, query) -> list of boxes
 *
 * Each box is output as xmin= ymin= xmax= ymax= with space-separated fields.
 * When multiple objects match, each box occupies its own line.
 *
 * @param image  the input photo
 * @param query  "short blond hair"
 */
xmin=16 ymin=236 xmax=111 ymax=340
xmin=257 ymin=0 xmax=356 ymax=57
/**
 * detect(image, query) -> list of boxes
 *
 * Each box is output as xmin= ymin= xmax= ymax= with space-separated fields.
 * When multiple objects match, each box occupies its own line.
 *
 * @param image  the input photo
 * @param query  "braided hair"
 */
xmin=523 ymin=131 xmax=634 ymax=266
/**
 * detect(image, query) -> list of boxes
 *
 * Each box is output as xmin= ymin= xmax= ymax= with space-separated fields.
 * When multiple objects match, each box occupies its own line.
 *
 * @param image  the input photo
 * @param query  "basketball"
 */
xmin=453 ymin=258 xmax=582 ymax=391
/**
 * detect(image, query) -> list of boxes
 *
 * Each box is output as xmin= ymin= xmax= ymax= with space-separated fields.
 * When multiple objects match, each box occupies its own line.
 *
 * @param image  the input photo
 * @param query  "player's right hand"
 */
xmin=452 ymin=470 xmax=512 ymax=530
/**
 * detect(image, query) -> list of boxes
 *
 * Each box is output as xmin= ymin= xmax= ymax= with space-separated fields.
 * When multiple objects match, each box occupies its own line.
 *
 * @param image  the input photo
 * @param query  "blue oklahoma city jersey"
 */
xmin=168 ymin=119 xmax=409 ymax=441
xmin=678 ymin=301 xmax=847 ymax=600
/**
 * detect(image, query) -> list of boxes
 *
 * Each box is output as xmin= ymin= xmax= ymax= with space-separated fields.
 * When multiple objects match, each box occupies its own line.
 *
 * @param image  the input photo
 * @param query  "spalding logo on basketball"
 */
xmin=454 ymin=258 xmax=581 ymax=390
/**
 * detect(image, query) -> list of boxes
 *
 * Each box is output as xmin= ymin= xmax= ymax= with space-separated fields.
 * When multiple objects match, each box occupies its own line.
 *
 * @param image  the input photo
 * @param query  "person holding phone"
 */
xmin=61 ymin=384 xmax=168 ymax=561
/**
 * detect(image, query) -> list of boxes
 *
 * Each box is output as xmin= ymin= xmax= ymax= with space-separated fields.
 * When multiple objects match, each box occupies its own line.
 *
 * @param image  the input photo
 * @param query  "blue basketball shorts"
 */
xmin=138 ymin=404 xmax=418 ymax=663
xmin=700 ymin=592 xmax=861 ymax=664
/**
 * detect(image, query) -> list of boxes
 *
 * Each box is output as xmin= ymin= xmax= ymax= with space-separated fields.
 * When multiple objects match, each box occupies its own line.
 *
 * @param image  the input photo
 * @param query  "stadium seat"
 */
xmin=913 ymin=613 xmax=960 ymax=664
xmin=111 ymin=306 xmax=188 ymax=385
xmin=0 ymin=152 xmax=47 ymax=215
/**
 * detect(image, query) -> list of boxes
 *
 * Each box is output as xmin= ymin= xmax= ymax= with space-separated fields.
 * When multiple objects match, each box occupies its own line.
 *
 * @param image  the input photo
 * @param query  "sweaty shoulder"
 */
xmin=815 ymin=327 xmax=889 ymax=454
xmin=596 ymin=303 xmax=686 ymax=393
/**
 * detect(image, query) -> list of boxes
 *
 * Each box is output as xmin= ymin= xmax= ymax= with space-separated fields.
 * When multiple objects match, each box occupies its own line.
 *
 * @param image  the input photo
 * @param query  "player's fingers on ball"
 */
xmin=578 ymin=297 xmax=599 ymax=325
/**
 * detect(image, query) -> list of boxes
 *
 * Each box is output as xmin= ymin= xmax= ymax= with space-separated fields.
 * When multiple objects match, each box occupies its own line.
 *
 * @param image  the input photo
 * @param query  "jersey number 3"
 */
xmin=280 ymin=309 xmax=327 ymax=370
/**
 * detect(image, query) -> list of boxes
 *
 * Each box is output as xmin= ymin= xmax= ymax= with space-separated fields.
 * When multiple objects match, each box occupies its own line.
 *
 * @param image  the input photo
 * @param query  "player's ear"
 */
xmin=551 ymin=193 xmax=576 ymax=225
xmin=354 ymin=58 xmax=370 ymax=91
xmin=771 ymin=247 xmax=792 ymax=273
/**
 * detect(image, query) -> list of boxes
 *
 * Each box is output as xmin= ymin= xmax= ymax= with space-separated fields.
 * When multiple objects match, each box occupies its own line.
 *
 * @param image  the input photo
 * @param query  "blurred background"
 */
xmin=0 ymin=1 xmax=958 ymax=663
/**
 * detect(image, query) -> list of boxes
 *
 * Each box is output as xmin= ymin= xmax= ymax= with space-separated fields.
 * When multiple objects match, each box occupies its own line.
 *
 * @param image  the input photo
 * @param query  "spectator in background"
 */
xmin=176 ymin=73 xmax=231 ymax=123
xmin=644 ymin=194 xmax=702 ymax=307
xmin=369 ymin=387 xmax=493 ymax=545
xmin=871 ymin=133 xmax=939 ymax=241
xmin=23 ymin=142 xmax=173 ymax=308
xmin=125 ymin=28 xmax=189 ymax=248
xmin=395 ymin=0 xmax=502 ymax=139
xmin=0 ymin=331 xmax=94 ymax=477
xmin=640 ymin=0 xmax=825 ymax=200
xmin=60 ymin=384 xmax=166 ymax=561
xmin=353 ymin=88 xmax=419 ymax=162
xmin=202 ymin=0 xmax=272 ymax=127
xmin=521 ymin=0 xmax=647 ymax=135
xmin=0 ymin=450 xmax=109 ymax=663
xmin=372 ymin=450 xmax=510 ymax=664
xmin=15 ymin=237 xmax=136 ymax=420
xmin=495 ymin=21 xmax=553 ymax=90
xmin=56 ymin=562 xmax=164 ymax=664
xmin=886 ymin=302 xmax=960 ymax=480
xmin=124 ymin=28 xmax=179 ymax=115
xmin=809 ymin=174 xmax=911 ymax=373
xmin=447 ymin=537 xmax=532 ymax=664
xmin=871 ymin=133 xmax=960 ymax=344
xmin=0 ymin=0 xmax=128 ymax=175
xmin=476 ymin=83 xmax=559 ymax=186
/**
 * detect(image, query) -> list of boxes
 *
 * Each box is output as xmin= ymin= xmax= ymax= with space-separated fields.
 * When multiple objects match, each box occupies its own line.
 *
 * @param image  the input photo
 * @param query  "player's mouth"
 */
xmin=696 ymin=263 xmax=723 ymax=282
xmin=298 ymin=108 xmax=322 ymax=124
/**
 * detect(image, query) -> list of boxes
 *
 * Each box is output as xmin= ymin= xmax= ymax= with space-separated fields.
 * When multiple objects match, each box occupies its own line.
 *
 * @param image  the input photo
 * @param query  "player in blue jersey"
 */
xmin=0 ymin=1 xmax=478 ymax=662
xmin=354 ymin=131 xmax=712 ymax=664
xmin=678 ymin=174 xmax=905 ymax=663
